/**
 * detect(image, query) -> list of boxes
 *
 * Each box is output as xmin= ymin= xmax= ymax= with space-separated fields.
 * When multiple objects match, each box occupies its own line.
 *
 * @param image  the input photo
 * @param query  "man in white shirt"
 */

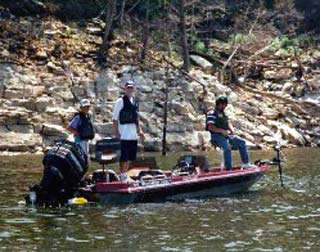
xmin=112 ymin=80 xmax=145 ymax=182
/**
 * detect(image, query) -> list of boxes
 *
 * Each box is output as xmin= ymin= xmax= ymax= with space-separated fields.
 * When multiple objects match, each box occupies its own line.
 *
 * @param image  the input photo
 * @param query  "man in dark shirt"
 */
xmin=206 ymin=96 xmax=255 ymax=170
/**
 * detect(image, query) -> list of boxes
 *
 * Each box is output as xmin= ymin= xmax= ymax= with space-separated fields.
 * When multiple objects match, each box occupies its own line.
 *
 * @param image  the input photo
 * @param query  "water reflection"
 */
xmin=0 ymin=148 xmax=319 ymax=251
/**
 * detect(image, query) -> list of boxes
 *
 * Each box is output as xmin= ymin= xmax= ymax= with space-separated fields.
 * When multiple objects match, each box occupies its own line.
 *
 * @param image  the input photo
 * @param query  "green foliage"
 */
xmin=229 ymin=33 xmax=256 ymax=45
xmin=194 ymin=41 xmax=207 ymax=54
xmin=296 ymin=35 xmax=316 ymax=47
xmin=268 ymin=36 xmax=303 ymax=56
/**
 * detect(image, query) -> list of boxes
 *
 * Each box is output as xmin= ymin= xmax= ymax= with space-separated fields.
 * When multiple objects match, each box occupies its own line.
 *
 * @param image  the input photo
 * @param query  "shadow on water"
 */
xmin=0 ymin=148 xmax=320 ymax=251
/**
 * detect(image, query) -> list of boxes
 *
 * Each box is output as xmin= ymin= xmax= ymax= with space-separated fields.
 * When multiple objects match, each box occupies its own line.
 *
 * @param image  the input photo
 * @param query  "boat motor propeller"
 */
xmin=254 ymin=144 xmax=285 ymax=187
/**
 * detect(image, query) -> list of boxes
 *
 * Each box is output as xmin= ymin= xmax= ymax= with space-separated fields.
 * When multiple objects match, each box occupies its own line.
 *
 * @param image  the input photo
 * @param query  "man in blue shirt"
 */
xmin=67 ymin=99 xmax=95 ymax=158
xmin=206 ymin=96 xmax=255 ymax=170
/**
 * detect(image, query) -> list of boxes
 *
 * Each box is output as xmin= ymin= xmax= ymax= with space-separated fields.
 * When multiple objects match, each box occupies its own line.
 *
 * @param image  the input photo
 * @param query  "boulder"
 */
xmin=139 ymin=101 xmax=154 ymax=113
xmin=40 ymin=123 xmax=69 ymax=138
xmin=282 ymin=82 xmax=293 ymax=93
xmin=0 ymin=107 xmax=31 ymax=125
xmin=228 ymin=92 xmax=238 ymax=104
xmin=105 ymin=88 xmax=119 ymax=101
xmin=4 ymin=84 xmax=45 ymax=99
xmin=213 ymin=83 xmax=232 ymax=96
xmin=279 ymin=124 xmax=306 ymax=145
xmin=170 ymin=101 xmax=191 ymax=115
xmin=35 ymin=50 xmax=48 ymax=59
xmin=262 ymin=135 xmax=278 ymax=144
xmin=47 ymin=62 xmax=64 ymax=75
xmin=0 ymin=132 xmax=41 ymax=152
xmin=167 ymin=123 xmax=187 ymax=133
xmin=96 ymin=70 xmax=118 ymax=93
xmin=143 ymin=137 xmax=161 ymax=152
xmin=94 ymin=122 xmax=113 ymax=136
xmin=264 ymin=68 xmax=292 ymax=81
xmin=35 ymin=95 xmax=53 ymax=112
xmin=238 ymin=103 xmax=262 ymax=116
xmin=190 ymin=55 xmax=213 ymax=69
xmin=5 ymin=124 xmax=34 ymax=134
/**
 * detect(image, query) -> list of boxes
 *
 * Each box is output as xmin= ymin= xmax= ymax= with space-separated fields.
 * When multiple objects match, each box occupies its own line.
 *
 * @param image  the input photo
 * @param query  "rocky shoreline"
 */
xmin=0 ymin=15 xmax=320 ymax=155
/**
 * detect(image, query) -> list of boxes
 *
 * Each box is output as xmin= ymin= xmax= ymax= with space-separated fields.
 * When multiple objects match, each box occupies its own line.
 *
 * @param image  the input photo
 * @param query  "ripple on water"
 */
xmin=0 ymin=231 xmax=12 ymax=238
xmin=224 ymin=240 xmax=251 ymax=250
xmin=66 ymin=236 xmax=90 ymax=243
xmin=4 ymin=218 xmax=36 ymax=224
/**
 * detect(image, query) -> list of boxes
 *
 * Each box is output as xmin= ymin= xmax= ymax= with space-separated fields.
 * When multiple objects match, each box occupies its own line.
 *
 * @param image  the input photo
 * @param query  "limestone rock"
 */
xmin=190 ymin=55 xmax=213 ymax=69
xmin=279 ymin=124 xmax=306 ymax=145
xmin=96 ymin=70 xmax=118 ymax=94
xmin=282 ymin=82 xmax=293 ymax=92
xmin=40 ymin=123 xmax=69 ymax=138
xmin=264 ymin=68 xmax=292 ymax=81
xmin=0 ymin=132 xmax=41 ymax=152
xmin=94 ymin=122 xmax=113 ymax=136
xmin=143 ymin=137 xmax=161 ymax=152
xmin=47 ymin=62 xmax=64 ymax=75
xmin=35 ymin=95 xmax=53 ymax=112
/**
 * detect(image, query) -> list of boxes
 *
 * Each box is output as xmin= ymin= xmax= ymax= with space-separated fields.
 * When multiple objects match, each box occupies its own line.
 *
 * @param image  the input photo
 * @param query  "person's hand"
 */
xmin=139 ymin=132 xmax=145 ymax=141
xmin=114 ymin=131 xmax=121 ymax=140
xmin=228 ymin=129 xmax=234 ymax=136
xmin=222 ymin=130 xmax=229 ymax=136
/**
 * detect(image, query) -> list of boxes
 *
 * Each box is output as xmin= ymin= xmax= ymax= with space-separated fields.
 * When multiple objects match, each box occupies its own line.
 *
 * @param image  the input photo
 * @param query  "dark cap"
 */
xmin=216 ymin=95 xmax=228 ymax=105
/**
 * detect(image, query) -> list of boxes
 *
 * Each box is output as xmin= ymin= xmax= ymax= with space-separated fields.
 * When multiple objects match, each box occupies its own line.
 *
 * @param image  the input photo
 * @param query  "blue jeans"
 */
xmin=74 ymin=136 xmax=89 ymax=156
xmin=211 ymin=133 xmax=249 ymax=170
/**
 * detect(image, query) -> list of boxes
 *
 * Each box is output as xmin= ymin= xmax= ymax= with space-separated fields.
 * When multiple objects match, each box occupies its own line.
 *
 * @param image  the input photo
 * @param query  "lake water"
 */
xmin=0 ymin=148 xmax=320 ymax=251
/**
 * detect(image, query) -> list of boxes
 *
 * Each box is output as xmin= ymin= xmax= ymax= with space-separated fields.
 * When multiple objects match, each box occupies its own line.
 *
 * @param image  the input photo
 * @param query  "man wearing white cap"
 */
xmin=112 ymin=80 xmax=145 ymax=182
xmin=67 ymin=99 xmax=95 ymax=158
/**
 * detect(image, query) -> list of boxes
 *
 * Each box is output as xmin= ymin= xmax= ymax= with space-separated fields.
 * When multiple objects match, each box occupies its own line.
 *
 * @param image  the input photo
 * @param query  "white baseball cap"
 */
xmin=124 ymin=80 xmax=135 ymax=88
xmin=79 ymin=98 xmax=91 ymax=107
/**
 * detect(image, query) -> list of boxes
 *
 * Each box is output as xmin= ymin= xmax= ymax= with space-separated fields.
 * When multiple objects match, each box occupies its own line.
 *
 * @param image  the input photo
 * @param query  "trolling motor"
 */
xmin=255 ymin=144 xmax=285 ymax=187
xmin=273 ymin=144 xmax=284 ymax=187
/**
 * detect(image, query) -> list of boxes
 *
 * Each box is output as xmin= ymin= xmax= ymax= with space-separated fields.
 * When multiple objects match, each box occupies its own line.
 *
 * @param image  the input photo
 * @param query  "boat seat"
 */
xmin=99 ymin=153 xmax=118 ymax=165
xmin=127 ymin=167 xmax=151 ymax=178
xmin=176 ymin=155 xmax=210 ymax=172
xmin=91 ymin=169 xmax=120 ymax=183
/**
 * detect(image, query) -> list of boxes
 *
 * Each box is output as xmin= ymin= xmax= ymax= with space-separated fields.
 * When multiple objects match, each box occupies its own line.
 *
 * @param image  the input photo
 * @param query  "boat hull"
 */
xmin=80 ymin=168 xmax=266 ymax=205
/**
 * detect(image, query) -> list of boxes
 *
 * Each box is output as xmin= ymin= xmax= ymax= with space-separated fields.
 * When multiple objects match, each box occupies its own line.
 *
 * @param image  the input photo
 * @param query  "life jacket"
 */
xmin=206 ymin=110 xmax=229 ymax=131
xmin=119 ymin=95 xmax=139 ymax=125
xmin=73 ymin=112 xmax=95 ymax=140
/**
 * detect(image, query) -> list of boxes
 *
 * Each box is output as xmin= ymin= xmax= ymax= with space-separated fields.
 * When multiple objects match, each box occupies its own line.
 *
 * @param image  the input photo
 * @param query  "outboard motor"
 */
xmin=25 ymin=140 xmax=88 ymax=206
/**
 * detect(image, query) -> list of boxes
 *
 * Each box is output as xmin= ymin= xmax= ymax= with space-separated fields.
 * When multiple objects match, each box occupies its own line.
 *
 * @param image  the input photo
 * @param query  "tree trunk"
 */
xmin=119 ymin=0 xmax=126 ymax=26
xmin=99 ymin=0 xmax=116 ymax=64
xmin=140 ymin=2 xmax=150 ymax=62
xmin=178 ymin=0 xmax=190 ymax=71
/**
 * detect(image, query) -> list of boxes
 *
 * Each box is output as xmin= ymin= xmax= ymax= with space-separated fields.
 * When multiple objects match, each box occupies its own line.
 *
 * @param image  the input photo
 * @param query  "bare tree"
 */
xmin=140 ymin=1 xmax=150 ymax=62
xmin=99 ymin=0 xmax=116 ymax=64
xmin=177 ymin=0 xmax=190 ymax=71
xmin=119 ymin=0 xmax=126 ymax=26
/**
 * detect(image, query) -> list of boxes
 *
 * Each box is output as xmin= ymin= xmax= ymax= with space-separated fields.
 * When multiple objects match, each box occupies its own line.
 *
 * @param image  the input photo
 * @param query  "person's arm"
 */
xmin=228 ymin=121 xmax=235 ymax=135
xmin=206 ymin=112 xmax=228 ymax=136
xmin=137 ymin=120 xmax=145 ymax=140
xmin=67 ymin=126 xmax=79 ymax=136
xmin=207 ymin=123 xmax=229 ymax=136
xmin=112 ymin=99 xmax=121 ymax=139
xmin=112 ymin=120 xmax=120 ymax=139
xmin=67 ymin=115 xmax=80 ymax=136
